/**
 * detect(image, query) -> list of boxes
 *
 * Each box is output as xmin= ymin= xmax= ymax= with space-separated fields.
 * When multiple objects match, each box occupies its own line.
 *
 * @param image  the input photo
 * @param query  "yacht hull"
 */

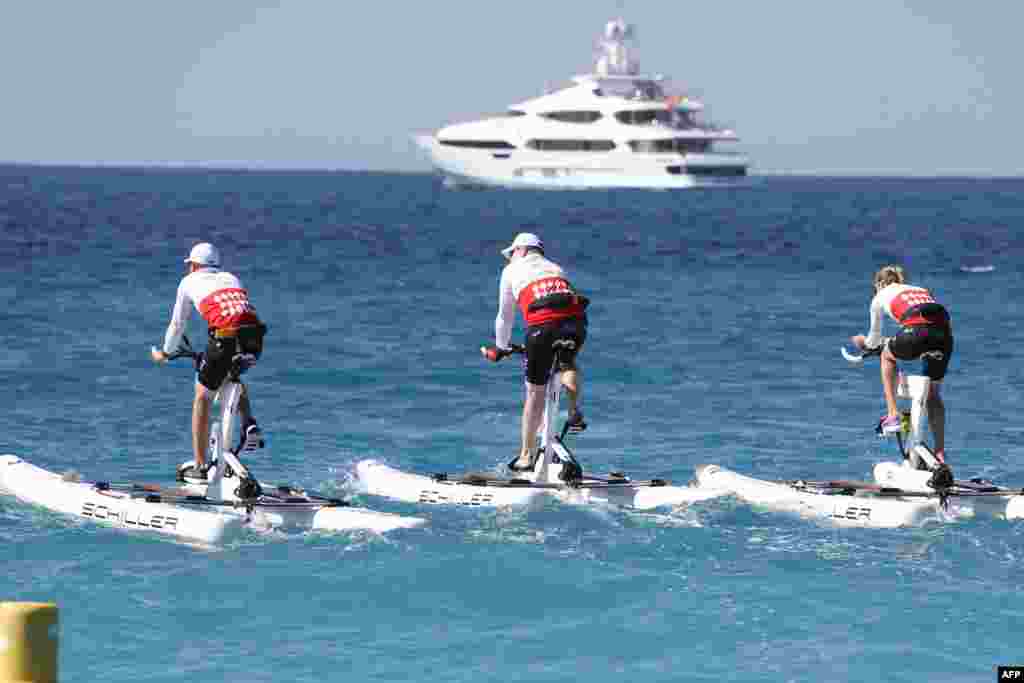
xmin=416 ymin=136 xmax=750 ymax=191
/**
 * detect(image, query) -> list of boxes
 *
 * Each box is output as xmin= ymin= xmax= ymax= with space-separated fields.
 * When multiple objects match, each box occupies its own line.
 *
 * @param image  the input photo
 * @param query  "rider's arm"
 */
xmin=495 ymin=267 xmax=517 ymax=350
xmin=162 ymin=279 xmax=192 ymax=354
xmin=863 ymin=291 xmax=886 ymax=349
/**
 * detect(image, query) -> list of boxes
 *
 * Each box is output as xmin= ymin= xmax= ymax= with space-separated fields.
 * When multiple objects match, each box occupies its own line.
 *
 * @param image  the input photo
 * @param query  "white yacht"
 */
xmin=417 ymin=20 xmax=750 ymax=190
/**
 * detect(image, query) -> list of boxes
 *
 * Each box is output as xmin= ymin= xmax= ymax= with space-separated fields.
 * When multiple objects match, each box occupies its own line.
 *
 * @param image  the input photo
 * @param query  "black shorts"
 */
xmin=197 ymin=325 xmax=265 ymax=391
xmin=523 ymin=316 xmax=587 ymax=386
xmin=887 ymin=324 xmax=953 ymax=381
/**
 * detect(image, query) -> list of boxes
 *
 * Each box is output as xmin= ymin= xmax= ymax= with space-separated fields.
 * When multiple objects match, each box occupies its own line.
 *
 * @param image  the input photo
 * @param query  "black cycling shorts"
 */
xmin=197 ymin=325 xmax=265 ymax=391
xmin=887 ymin=324 xmax=953 ymax=381
xmin=523 ymin=316 xmax=587 ymax=386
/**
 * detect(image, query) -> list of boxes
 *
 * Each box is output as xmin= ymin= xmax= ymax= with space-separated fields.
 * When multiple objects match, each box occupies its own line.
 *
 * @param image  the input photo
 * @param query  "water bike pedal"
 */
xmin=875 ymin=413 xmax=906 ymax=437
xmin=239 ymin=423 xmax=265 ymax=452
xmin=506 ymin=460 xmax=534 ymax=473
xmin=507 ymin=450 xmax=541 ymax=473
xmin=558 ymin=460 xmax=584 ymax=484
xmin=234 ymin=477 xmax=262 ymax=500
xmin=565 ymin=412 xmax=587 ymax=434
xmin=176 ymin=458 xmax=217 ymax=484
xmin=927 ymin=463 xmax=955 ymax=490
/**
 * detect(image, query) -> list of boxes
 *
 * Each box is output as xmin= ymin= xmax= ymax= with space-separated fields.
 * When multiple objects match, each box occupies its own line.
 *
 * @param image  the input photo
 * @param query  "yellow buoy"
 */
xmin=0 ymin=602 xmax=58 ymax=682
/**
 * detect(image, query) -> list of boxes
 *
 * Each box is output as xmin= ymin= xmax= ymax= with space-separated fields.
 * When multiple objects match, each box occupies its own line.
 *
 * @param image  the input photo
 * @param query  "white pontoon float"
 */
xmin=693 ymin=347 xmax=1024 ymax=527
xmin=0 ymin=454 xmax=424 ymax=545
xmin=693 ymin=464 xmax=943 ymax=528
xmin=358 ymin=344 xmax=724 ymax=510
xmin=0 ymin=340 xmax=425 ymax=544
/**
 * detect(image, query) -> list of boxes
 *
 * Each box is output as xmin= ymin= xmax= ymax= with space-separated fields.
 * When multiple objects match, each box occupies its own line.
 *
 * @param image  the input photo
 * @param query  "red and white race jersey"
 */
xmin=495 ymin=252 xmax=585 ymax=349
xmin=162 ymin=267 xmax=259 ymax=354
xmin=864 ymin=283 xmax=938 ymax=348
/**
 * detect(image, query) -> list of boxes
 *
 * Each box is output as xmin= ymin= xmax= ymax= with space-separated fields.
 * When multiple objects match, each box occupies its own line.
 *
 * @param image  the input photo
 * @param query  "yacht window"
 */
xmin=684 ymin=164 xmax=746 ymax=177
xmin=599 ymin=80 xmax=665 ymax=100
xmin=675 ymin=111 xmax=697 ymax=129
xmin=635 ymin=82 xmax=665 ymax=100
xmin=615 ymin=109 xmax=674 ymax=126
xmin=439 ymin=139 xmax=517 ymax=149
xmin=539 ymin=111 xmax=603 ymax=124
xmin=506 ymin=110 xmax=527 ymax=117
xmin=526 ymin=139 xmax=616 ymax=152
xmin=628 ymin=139 xmax=711 ymax=154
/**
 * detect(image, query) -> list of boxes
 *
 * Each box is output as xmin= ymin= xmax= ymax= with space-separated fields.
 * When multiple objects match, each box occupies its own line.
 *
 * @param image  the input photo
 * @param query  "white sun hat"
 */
xmin=501 ymin=232 xmax=543 ymax=259
xmin=184 ymin=242 xmax=220 ymax=267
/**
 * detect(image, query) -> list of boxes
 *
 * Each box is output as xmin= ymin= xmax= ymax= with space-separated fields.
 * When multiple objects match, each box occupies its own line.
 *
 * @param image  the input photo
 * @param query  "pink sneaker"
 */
xmin=878 ymin=414 xmax=902 ymax=434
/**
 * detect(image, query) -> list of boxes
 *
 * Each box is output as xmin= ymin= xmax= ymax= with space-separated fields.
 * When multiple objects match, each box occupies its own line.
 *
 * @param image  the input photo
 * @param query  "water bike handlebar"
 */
xmin=841 ymin=344 xmax=882 ymax=365
xmin=152 ymin=336 xmax=200 ymax=363
xmin=481 ymin=343 xmax=526 ymax=362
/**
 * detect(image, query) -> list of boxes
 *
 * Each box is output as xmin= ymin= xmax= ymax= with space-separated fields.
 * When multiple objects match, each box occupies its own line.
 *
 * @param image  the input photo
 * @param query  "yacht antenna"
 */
xmin=595 ymin=18 xmax=638 ymax=77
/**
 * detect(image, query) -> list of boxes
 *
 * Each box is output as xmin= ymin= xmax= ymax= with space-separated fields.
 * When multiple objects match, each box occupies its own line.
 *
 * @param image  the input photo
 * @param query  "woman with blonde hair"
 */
xmin=850 ymin=265 xmax=954 ymax=463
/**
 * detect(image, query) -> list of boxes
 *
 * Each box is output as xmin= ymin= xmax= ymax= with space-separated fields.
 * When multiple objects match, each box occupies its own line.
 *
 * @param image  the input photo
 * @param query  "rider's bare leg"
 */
xmin=880 ymin=346 xmax=900 ymax=417
xmin=561 ymin=368 xmax=581 ymax=418
xmin=238 ymin=384 xmax=256 ymax=428
xmin=927 ymin=382 xmax=945 ymax=457
xmin=192 ymin=382 xmax=213 ymax=467
xmin=236 ymin=385 xmax=258 ymax=444
xmin=516 ymin=382 xmax=546 ymax=467
xmin=234 ymin=384 xmax=264 ymax=451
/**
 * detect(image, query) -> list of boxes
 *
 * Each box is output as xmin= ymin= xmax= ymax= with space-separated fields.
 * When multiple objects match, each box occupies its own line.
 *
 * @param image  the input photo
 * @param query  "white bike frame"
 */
xmin=158 ymin=340 xmax=258 ymax=502
xmin=843 ymin=344 xmax=940 ymax=471
xmin=896 ymin=372 xmax=941 ymax=471
xmin=519 ymin=341 xmax=580 ymax=485
xmin=205 ymin=376 xmax=256 ymax=503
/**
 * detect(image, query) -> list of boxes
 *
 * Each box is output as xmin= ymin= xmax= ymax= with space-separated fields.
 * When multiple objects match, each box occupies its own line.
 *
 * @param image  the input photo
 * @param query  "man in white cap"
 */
xmin=150 ymin=242 xmax=267 ymax=482
xmin=484 ymin=232 xmax=589 ymax=471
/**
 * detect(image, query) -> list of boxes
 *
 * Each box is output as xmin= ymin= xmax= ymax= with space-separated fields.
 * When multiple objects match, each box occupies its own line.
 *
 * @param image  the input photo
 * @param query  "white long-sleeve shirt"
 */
xmin=162 ymin=267 xmax=258 ymax=354
xmin=495 ymin=252 xmax=583 ymax=349
xmin=863 ymin=283 xmax=938 ymax=349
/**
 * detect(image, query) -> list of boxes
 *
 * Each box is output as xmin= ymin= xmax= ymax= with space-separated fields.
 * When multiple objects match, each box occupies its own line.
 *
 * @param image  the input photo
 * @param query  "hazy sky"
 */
xmin=0 ymin=1 xmax=1017 ymax=175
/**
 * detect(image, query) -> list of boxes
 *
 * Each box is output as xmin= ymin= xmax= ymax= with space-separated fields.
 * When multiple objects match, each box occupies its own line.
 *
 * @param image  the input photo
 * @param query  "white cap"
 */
xmin=501 ymin=232 xmax=543 ymax=259
xmin=184 ymin=242 xmax=220 ymax=267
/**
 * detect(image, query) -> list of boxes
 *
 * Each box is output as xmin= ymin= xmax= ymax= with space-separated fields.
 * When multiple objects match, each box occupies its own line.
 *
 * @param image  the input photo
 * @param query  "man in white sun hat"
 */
xmin=484 ymin=232 xmax=589 ymax=471
xmin=150 ymin=242 xmax=267 ymax=482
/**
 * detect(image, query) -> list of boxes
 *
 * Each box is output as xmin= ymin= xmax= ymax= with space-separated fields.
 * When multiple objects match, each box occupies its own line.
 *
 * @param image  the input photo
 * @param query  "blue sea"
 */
xmin=3 ymin=165 xmax=1024 ymax=682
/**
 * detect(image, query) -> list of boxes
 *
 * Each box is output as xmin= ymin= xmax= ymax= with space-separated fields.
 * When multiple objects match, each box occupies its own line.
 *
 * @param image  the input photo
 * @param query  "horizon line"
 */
xmin=0 ymin=160 xmax=1022 ymax=180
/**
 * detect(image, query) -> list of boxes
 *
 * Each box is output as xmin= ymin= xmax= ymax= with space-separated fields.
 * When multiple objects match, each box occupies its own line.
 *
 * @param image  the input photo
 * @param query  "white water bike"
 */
xmin=0 ymin=338 xmax=425 ymax=545
xmin=839 ymin=345 xmax=948 ymax=473
xmin=696 ymin=346 xmax=1024 ymax=527
xmin=356 ymin=342 xmax=723 ymax=509
xmin=847 ymin=345 xmax=1024 ymax=520
xmin=164 ymin=336 xmax=264 ymax=500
